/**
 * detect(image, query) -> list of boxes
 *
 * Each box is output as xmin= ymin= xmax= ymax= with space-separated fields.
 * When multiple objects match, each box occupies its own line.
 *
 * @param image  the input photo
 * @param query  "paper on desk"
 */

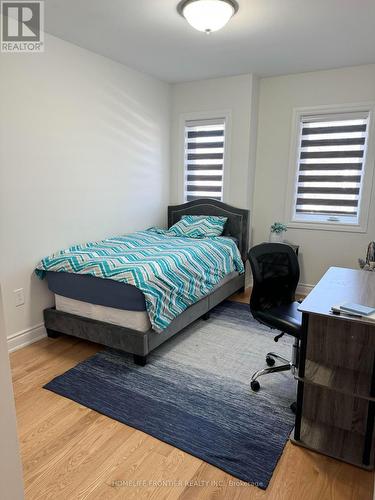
xmin=331 ymin=303 xmax=375 ymax=321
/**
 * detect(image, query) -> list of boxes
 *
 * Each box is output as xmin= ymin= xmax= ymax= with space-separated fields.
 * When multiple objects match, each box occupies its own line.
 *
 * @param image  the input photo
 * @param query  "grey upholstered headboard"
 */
xmin=168 ymin=199 xmax=250 ymax=261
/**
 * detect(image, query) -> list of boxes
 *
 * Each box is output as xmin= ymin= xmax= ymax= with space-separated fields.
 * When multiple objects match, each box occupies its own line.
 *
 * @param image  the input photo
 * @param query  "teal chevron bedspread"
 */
xmin=35 ymin=229 xmax=244 ymax=332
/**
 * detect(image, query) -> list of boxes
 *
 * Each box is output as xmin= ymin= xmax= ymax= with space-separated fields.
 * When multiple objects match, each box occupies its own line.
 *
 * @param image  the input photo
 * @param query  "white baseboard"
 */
xmin=7 ymin=323 xmax=46 ymax=353
xmin=245 ymin=273 xmax=252 ymax=288
xmin=296 ymin=283 xmax=315 ymax=296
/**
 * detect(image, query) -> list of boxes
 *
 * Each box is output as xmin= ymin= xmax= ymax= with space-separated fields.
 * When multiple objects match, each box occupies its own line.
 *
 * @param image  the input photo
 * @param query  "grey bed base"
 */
xmin=43 ymin=199 xmax=249 ymax=365
xmin=44 ymin=273 xmax=244 ymax=365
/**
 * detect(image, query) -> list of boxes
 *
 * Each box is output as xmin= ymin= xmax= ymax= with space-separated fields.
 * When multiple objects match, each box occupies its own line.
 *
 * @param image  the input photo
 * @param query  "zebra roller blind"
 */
xmin=294 ymin=111 xmax=370 ymax=223
xmin=184 ymin=118 xmax=226 ymax=202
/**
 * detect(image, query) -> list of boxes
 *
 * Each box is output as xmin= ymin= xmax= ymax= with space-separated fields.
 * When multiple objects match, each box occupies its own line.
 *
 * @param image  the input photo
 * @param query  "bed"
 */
xmin=41 ymin=199 xmax=249 ymax=365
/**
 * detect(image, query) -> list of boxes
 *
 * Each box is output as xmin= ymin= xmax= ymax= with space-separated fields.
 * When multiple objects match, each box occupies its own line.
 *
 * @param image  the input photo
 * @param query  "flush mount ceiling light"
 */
xmin=177 ymin=0 xmax=239 ymax=34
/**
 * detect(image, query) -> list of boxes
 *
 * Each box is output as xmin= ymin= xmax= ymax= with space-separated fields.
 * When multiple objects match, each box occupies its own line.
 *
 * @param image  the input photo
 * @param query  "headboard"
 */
xmin=168 ymin=199 xmax=250 ymax=261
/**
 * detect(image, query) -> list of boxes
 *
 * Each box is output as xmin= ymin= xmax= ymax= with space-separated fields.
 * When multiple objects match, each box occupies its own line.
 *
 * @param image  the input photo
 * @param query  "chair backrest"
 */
xmin=248 ymin=243 xmax=300 ymax=313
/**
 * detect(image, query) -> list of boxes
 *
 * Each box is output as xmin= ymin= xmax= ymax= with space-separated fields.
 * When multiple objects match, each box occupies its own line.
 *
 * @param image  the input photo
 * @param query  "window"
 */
xmin=183 ymin=118 xmax=226 ymax=202
xmin=288 ymin=109 xmax=373 ymax=230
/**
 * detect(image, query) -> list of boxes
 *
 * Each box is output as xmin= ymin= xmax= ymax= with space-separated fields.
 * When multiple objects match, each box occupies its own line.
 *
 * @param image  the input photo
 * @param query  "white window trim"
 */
xmin=177 ymin=110 xmax=232 ymax=204
xmin=284 ymin=103 xmax=375 ymax=233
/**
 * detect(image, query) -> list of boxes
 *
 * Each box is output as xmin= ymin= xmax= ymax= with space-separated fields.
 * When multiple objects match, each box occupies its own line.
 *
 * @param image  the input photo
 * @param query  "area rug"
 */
xmin=44 ymin=300 xmax=296 ymax=489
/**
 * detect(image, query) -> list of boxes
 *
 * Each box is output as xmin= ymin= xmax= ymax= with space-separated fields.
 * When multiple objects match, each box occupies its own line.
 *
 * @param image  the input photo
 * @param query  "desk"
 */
xmin=292 ymin=267 xmax=375 ymax=469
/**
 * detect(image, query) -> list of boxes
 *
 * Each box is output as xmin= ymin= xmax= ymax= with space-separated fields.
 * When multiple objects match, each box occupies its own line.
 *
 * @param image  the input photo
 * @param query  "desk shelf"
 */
xmin=301 ymin=383 xmax=370 ymax=435
xmin=295 ymin=359 xmax=374 ymax=401
xmin=291 ymin=418 xmax=374 ymax=470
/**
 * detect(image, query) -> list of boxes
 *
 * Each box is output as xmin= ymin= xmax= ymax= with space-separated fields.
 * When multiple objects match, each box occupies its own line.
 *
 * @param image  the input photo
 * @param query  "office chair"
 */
xmin=247 ymin=243 xmax=303 ymax=404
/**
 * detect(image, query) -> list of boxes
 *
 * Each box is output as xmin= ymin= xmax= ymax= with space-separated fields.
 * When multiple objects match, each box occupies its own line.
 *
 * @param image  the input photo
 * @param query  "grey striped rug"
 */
xmin=45 ymin=300 xmax=296 ymax=489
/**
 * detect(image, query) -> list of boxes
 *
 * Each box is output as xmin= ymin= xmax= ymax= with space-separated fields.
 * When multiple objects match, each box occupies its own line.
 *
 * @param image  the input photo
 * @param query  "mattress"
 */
xmin=55 ymin=294 xmax=152 ymax=332
xmin=54 ymin=271 xmax=239 ymax=332
xmin=46 ymin=239 xmax=240 ymax=312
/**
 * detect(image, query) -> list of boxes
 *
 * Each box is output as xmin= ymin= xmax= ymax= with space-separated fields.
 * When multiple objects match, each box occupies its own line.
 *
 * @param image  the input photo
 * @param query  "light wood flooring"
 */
xmin=11 ymin=289 xmax=374 ymax=499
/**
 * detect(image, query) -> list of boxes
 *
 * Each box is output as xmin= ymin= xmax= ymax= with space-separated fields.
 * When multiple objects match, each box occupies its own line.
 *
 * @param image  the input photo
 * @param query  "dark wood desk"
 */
xmin=292 ymin=267 xmax=375 ymax=469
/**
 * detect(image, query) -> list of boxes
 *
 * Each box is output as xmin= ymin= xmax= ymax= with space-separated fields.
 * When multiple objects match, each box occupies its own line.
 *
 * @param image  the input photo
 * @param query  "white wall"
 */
xmin=170 ymin=74 xmax=259 ymax=210
xmin=253 ymin=64 xmax=375 ymax=286
xmin=0 ymin=287 xmax=24 ymax=499
xmin=0 ymin=33 xmax=170 ymax=345
xmin=2 ymin=34 xmax=374 ymax=347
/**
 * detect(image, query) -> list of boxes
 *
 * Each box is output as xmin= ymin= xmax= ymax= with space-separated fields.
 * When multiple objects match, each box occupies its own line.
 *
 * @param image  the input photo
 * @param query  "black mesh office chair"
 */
xmin=247 ymin=243 xmax=303 ymax=398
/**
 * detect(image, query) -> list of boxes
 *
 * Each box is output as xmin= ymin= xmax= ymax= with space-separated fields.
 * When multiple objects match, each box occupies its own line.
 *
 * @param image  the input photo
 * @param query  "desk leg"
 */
xmin=294 ymin=382 xmax=304 ymax=441
xmin=294 ymin=313 xmax=309 ymax=441
xmin=363 ymin=355 xmax=375 ymax=465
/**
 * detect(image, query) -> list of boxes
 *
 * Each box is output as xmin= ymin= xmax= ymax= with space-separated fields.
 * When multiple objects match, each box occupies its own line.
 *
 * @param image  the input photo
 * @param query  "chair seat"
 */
xmin=254 ymin=302 xmax=302 ymax=338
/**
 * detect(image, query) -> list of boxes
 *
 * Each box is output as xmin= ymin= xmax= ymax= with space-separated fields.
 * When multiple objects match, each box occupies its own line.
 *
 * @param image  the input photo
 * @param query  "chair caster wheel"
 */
xmin=266 ymin=355 xmax=275 ymax=367
xmin=251 ymin=380 xmax=260 ymax=392
xmin=290 ymin=402 xmax=297 ymax=414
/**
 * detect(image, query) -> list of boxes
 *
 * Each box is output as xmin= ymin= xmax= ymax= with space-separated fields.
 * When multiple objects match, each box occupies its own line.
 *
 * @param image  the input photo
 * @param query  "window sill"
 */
xmin=287 ymin=220 xmax=368 ymax=234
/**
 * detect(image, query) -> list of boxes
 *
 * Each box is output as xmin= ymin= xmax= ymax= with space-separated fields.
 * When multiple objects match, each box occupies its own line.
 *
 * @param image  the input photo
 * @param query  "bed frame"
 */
xmin=43 ymin=199 xmax=250 ymax=365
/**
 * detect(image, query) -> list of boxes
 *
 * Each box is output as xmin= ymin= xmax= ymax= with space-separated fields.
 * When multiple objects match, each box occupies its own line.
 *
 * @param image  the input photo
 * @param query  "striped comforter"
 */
xmin=35 ymin=228 xmax=244 ymax=332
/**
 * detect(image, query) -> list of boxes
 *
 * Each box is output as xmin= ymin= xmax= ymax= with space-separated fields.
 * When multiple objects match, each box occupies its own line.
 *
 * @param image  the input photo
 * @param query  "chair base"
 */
xmin=250 ymin=336 xmax=299 ymax=391
xmin=250 ymin=356 xmax=292 ymax=392
xmin=266 ymin=352 xmax=289 ymax=364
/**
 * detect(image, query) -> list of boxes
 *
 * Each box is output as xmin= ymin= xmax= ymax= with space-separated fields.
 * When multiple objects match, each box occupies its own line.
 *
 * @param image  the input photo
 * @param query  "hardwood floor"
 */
xmin=11 ymin=289 xmax=374 ymax=500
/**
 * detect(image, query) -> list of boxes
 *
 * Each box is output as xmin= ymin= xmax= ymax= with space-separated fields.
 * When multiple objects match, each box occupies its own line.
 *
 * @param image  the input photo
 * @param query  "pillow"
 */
xmin=167 ymin=215 xmax=228 ymax=238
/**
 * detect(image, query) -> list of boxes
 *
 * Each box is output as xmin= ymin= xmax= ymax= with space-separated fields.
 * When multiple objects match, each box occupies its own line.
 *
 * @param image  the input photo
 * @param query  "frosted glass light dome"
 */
xmin=179 ymin=0 xmax=238 ymax=34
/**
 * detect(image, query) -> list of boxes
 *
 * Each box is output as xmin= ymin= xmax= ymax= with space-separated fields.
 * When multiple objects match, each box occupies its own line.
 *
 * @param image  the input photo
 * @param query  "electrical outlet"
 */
xmin=14 ymin=288 xmax=25 ymax=307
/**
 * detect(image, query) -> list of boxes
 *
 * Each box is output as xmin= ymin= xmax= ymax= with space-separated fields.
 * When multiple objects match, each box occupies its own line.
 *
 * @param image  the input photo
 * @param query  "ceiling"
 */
xmin=44 ymin=0 xmax=375 ymax=83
